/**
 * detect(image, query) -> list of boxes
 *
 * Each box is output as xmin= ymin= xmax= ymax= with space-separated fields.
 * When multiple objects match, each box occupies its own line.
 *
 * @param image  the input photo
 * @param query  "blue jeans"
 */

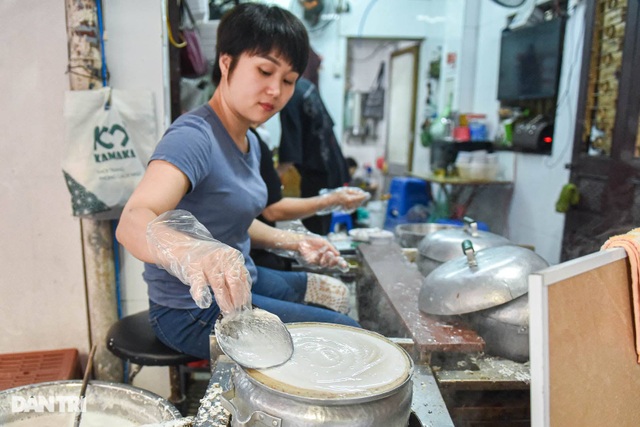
xmin=148 ymin=267 xmax=360 ymax=359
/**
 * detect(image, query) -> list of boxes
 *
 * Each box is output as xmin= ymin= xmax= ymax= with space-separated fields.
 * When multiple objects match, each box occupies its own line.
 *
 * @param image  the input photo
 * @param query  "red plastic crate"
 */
xmin=0 ymin=348 xmax=82 ymax=391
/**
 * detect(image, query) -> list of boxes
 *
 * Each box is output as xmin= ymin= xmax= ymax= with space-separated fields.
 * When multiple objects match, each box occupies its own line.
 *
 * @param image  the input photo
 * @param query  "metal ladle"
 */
xmin=72 ymin=344 xmax=96 ymax=427
xmin=214 ymin=307 xmax=293 ymax=369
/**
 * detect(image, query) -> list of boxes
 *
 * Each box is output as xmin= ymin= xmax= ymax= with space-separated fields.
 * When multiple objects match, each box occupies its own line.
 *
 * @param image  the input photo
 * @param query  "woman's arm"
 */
xmin=261 ymin=195 xmax=327 ymax=223
xmin=116 ymin=160 xmax=190 ymax=263
xmin=248 ymin=219 xmax=346 ymax=270
xmin=117 ymin=160 xmax=251 ymax=313
xmin=248 ymin=219 xmax=300 ymax=251
xmin=261 ymin=188 xmax=369 ymax=223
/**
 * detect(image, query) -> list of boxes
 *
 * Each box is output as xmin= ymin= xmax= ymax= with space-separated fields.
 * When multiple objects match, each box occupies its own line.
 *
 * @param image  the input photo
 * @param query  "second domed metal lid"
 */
xmin=418 ymin=241 xmax=549 ymax=315
xmin=417 ymin=218 xmax=512 ymax=262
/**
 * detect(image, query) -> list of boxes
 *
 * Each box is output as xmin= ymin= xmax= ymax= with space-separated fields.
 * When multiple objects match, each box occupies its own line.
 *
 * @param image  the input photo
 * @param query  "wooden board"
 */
xmin=530 ymin=248 xmax=640 ymax=426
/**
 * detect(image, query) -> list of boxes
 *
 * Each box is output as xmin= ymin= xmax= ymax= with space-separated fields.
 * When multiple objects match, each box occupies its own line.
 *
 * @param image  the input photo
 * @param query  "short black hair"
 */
xmin=211 ymin=3 xmax=309 ymax=86
xmin=346 ymin=157 xmax=358 ymax=169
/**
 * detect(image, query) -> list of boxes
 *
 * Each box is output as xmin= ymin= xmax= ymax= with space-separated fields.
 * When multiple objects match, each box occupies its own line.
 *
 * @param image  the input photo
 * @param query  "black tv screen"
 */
xmin=497 ymin=18 xmax=565 ymax=102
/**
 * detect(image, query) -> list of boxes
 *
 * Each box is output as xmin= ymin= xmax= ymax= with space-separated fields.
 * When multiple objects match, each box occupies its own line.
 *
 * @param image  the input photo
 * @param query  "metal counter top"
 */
xmin=357 ymin=242 xmax=485 ymax=361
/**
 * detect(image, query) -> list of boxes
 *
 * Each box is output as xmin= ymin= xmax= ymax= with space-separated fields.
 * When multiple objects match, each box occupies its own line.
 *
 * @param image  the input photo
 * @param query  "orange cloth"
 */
xmin=601 ymin=228 xmax=640 ymax=364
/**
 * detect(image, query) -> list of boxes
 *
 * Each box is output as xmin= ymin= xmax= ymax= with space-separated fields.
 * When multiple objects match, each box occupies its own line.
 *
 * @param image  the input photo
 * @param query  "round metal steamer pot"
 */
xmin=416 ymin=221 xmax=512 ymax=276
xmin=220 ymin=323 xmax=414 ymax=427
xmin=394 ymin=222 xmax=461 ymax=249
xmin=419 ymin=242 xmax=549 ymax=316
xmin=465 ymin=294 xmax=530 ymax=362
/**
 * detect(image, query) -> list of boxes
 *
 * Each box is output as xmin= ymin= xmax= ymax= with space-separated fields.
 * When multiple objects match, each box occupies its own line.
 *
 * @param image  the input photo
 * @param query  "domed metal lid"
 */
xmin=418 ymin=241 xmax=549 ymax=315
xmin=417 ymin=218 xmax=511 ymax=262
xmin=394 ymin=222 xmax=461 ymax=248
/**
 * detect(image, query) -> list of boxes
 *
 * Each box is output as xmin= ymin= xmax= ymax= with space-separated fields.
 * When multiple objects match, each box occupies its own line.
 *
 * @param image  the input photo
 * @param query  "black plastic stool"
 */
xmin=106 ymin=310 xmax=201 ymax=414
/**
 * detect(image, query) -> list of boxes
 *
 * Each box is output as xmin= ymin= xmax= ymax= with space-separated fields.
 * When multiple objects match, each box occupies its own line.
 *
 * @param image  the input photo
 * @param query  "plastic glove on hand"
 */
xmin=335 ymin=187 xmax=371 ymax=212
xmin=147 ymin=210 xmax=252 ymax=315
xmin=318 ymin=187 xmax=371 ymax=215
xmin=297 ymin=236 xmax=349 ymax=272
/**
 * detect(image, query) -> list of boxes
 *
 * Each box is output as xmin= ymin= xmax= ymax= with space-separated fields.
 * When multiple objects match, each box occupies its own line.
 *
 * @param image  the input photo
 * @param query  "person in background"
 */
xmin=250 ymin=128 xmax=369 ymax=313
xmin=277 ymin=77 xmax=351 ymax=236
xmin=302 ymin=46 xmax=322 ymax=88
xmin=345 ymin=157 xmax=358 ymax=181
xmin=116 ymin=3 xmax=358 ymax=360
xmin=344 ymin=157 xmax=379 ymax=199
xmin=255 ymin=131 xmax=367 ymax=237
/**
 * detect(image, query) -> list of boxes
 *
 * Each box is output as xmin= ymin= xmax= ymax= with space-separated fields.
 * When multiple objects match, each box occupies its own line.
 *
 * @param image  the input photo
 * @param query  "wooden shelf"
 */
xmin=493 ymin=145 xmax=552 ymax=155
xmin=411 ymin=173 xmax=512 ymax=186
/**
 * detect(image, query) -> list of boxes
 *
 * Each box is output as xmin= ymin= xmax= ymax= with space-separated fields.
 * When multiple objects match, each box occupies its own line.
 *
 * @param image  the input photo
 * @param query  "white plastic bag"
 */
xmin=62 ymin=87 xmax=157 ymax=219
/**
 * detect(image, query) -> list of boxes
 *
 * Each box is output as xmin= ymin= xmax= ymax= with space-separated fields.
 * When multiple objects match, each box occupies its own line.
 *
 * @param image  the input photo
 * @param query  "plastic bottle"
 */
xmin=421 ymin=113 xmax=436 ymax=147
xmin=467 ymin=114 xmax=488 ymax=141
xmin=430 ymin=93 xmax=454 ymax=141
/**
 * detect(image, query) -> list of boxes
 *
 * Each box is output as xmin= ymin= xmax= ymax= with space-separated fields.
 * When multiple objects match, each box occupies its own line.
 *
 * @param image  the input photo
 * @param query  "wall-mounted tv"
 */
xmin=497 ymin=18 xmax=565 ymax=102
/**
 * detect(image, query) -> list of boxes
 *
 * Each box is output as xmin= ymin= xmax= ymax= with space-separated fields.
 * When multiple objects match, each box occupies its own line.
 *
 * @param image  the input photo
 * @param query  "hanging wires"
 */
xmin=356 ymin=0 xmax=379 ymax=37
xmin=95 ymin=0 xmax=109 ymax=87
xmin=66 ymin=64 xmax=101 ymax=81
xmin=350 ymin=41 xmax=395 ymax=62
xmin=167 ymin=0 xmax=187 ymax=48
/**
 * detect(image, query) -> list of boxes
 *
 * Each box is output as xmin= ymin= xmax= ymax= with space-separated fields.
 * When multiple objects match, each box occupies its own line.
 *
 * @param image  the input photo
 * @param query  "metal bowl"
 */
xmin=394 ymin=223 xmax=460 ymax=248
xmin=0 ymin=380 xmax=182 ymax=425
xmin=466 ymin=294 xmax=530 ymax=362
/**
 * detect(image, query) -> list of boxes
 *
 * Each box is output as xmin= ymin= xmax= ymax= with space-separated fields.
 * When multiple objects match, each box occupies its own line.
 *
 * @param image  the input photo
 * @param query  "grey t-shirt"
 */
xmin=143 ymin=104 xmax=267 ymax=309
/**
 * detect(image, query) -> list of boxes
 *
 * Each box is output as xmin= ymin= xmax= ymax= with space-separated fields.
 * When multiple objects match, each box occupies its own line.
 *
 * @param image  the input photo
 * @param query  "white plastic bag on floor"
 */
xmin=62 ymin=87 xmax=157 ymax=219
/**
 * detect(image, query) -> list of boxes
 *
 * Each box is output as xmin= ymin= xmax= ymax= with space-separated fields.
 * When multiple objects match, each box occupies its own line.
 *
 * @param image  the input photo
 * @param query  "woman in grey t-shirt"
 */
xmin=116 ymin=3 xmax=359 ymax=360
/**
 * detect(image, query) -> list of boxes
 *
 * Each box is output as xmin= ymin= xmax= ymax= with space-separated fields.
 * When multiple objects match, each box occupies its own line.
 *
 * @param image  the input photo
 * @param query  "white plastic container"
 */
xmin=456 ymin=162 xmax=499 ymax=180
xmin=367 ymin=200 xmax=388 ymax=229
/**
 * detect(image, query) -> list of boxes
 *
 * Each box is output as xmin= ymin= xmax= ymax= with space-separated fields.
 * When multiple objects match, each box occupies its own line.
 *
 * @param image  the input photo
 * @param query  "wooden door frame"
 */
xmin=570 ymin=0 xmax=640 ymax=166
xmin=386 ymin=44 xmax=420 ymax=173
xmin=562 ymin=0 xmax=640 ymax=261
